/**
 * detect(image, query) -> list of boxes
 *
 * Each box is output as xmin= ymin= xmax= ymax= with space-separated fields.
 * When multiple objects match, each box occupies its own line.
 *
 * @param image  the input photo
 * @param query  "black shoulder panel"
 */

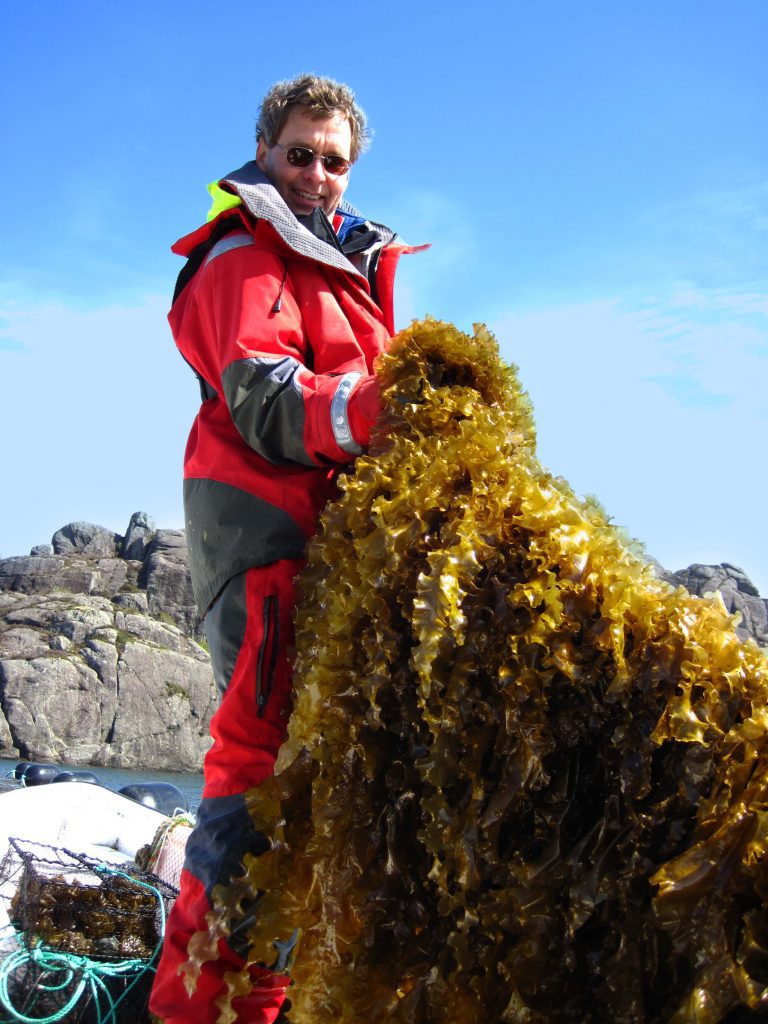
xmin=172 ymin=214 xmax=247 ymax=304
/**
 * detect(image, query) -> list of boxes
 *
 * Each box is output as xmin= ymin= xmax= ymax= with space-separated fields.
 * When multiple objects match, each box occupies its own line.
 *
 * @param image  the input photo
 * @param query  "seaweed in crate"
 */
xmin=6 ymin=839 xmax=174 ymax=960
xmin=0 ymin=838 xmax=177 ymax=1022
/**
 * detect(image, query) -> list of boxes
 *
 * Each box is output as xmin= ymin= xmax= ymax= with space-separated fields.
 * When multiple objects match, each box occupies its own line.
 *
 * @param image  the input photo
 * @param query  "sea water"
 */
xmin=0 ymin=757 xmax=204 ymax=814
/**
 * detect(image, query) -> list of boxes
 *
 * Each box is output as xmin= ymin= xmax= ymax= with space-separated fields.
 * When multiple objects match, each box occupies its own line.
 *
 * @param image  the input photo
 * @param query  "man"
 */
xmin=150 ymin=74 xmax=421 ymax=1023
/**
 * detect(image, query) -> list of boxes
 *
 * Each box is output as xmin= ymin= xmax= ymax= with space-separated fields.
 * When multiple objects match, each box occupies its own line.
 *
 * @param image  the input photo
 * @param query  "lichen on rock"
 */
xmin=189 ymin=319 xmax=768 ymax=1023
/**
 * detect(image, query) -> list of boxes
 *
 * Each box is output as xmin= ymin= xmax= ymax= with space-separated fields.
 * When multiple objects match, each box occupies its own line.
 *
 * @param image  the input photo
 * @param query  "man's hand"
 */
xmin=347 ymin=375 xmax=381 ymax=447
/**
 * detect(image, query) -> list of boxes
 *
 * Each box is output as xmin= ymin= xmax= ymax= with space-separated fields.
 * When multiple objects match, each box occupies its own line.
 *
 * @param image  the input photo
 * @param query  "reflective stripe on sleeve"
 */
xmin=331 ymin=372 xmax=363 ymax=455
xmin=204 ymin=232 xmax=253 ymax=266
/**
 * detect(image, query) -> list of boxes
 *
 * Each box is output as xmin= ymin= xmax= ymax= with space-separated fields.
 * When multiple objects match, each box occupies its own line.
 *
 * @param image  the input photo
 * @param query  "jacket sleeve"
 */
xmin=190 ymin=235 xmax=379 ymax=468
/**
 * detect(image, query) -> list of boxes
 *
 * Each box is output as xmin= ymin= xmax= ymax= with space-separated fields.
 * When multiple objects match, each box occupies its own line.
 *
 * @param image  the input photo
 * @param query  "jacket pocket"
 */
xmin=256 ymin=593 xmax=279 ymax=717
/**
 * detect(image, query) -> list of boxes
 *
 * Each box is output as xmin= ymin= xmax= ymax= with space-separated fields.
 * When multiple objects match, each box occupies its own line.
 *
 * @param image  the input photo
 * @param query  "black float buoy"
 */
xmin=19 ymin=764 xmax=60 ymax=786
xmin=118 ymin=782 xmax=188 ymax=816
xmin=52 ymin=770 xmax=101 ymax=785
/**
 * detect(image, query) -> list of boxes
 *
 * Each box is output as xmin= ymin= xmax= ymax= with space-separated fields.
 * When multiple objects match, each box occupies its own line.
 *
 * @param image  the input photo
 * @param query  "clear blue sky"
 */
xmin=2 ymin=2 xmax=767 ymax=595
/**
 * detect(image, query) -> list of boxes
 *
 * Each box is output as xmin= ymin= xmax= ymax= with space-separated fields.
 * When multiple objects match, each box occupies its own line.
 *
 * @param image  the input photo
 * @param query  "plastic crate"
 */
xmin=4 ymin=838 xmax=176 ymax=961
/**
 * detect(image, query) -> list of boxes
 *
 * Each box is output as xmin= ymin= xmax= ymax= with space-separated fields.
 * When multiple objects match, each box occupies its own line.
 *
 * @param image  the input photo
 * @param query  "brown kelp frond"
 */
xmin=204 ymin=320 xmax=768 ymax=1023
xmin=371 ymin=317 xmax=536 ymax=456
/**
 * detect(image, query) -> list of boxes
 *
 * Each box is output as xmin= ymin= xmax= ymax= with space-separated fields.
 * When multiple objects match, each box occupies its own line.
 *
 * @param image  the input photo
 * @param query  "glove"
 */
xmin=347 ymin=375 xmax=381 ymax=447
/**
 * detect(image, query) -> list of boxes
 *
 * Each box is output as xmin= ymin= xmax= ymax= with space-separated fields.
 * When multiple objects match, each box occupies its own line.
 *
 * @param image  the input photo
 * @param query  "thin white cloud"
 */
xmin=491 ymin=283 xmax=768 ymax=593
xmin=635 ymin=181 xmax=768 ymax=286
xmin=621 ymin=286 xmax=768 ymax=414
xmin=0 ymin=290 xmax=195 ymax=559
xmin=664 ymin=284 xmax=768 ymax=318
xmin=494 ymin=285 xmax=767 ymax=415
xmin=689 ymin=181 xmax=768 ymax=231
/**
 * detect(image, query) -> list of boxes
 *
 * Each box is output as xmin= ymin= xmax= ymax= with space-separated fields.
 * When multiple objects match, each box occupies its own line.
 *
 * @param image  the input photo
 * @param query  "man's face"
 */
xmin=256 ymin=107 xmax=352 ymax=218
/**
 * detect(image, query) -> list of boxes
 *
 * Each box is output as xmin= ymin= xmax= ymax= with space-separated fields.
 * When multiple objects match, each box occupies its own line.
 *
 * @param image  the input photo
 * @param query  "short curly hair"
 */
xmin=256 ymin=73 xmax=370 ymax=164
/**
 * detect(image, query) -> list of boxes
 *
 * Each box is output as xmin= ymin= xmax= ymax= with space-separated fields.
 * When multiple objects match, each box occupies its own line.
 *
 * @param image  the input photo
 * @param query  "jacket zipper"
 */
xmin=256 ymin=594 xmax=279 ymax=717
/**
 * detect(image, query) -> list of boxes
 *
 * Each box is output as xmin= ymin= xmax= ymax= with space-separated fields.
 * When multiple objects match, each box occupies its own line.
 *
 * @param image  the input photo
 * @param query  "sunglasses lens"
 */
xmin=286 ymin=147 xmax=315 ymax=168
xmin=323 ymin=155 xmax=349 ymax=175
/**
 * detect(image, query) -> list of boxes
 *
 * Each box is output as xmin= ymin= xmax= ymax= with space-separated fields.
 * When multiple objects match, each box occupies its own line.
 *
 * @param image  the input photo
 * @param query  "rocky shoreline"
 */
xmin=0 ymin=514 xmax=216 ymax=771
xmin=0 ymin=513 xmax=766 ymax=772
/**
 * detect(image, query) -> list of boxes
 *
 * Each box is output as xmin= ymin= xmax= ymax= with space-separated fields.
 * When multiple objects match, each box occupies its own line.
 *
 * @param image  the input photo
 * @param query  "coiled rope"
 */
xmin=0 ymin=866 xmax=166 ymax=1024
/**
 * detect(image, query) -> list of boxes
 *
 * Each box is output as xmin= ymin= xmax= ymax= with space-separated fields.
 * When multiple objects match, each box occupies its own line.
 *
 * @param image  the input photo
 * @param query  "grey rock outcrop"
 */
xmin=122 ymin=511 xmax=156 ymax=562
xmin=0 ymin=513 xmax=216 ymax=771
xmin=142 ymin=530 xmax=199 ymax=637
xmin=0 ymin=554 xmax=140 ymax=599
xmin=52 ymin=521 xmax=122 ymax=558
xmin=662 ymin=563 xmax=768 ymax=646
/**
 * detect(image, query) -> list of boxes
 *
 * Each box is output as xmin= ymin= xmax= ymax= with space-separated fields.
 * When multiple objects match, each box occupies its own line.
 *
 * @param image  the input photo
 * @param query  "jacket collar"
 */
xmin=219 ymin=161 xmax=395 ymax=280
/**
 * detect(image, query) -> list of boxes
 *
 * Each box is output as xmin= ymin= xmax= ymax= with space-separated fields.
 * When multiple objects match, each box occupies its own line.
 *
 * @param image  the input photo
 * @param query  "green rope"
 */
xmin=0 ymin=866 xmax=167 ymax=1024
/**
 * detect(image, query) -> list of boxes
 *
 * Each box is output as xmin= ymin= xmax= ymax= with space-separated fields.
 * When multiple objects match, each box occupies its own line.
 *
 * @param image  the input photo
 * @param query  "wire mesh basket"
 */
xmin=3 ymin=838 xmax=177 ymax=961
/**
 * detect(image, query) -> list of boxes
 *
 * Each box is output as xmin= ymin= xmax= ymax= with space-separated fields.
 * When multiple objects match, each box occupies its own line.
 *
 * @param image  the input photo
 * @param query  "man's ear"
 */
xmin=256 ymin=138 xmax=268 ymax=171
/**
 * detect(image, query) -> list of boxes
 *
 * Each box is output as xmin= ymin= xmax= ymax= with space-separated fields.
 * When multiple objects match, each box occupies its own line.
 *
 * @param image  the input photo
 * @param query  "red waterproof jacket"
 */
xmin=171 ymin=162 xmax=419 ymax=613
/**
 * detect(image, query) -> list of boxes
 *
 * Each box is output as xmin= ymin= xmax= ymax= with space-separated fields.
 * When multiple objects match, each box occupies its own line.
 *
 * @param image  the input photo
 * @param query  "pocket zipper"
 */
xmin=256 ymin=594 xmax=280 ymax=717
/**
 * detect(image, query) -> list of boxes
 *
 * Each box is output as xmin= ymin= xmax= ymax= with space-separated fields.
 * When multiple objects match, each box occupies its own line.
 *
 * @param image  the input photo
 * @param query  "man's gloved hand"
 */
xmin=347 ymin=375 xmax=381 ymax=447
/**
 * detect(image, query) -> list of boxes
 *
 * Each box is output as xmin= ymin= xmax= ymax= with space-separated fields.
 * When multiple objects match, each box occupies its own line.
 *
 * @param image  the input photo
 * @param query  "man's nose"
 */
xmin=302 ymin=156 xmax=326 ymax=182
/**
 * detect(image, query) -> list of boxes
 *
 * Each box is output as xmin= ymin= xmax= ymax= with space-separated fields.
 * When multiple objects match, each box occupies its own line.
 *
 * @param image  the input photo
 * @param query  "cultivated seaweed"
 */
xmin=185 ymin=319 xmax=768 ymax=1023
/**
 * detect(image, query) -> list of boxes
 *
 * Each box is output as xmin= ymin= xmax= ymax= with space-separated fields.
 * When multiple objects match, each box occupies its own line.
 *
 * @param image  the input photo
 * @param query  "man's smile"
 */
xmin=294 ymin=188 xmax=323 ymax=202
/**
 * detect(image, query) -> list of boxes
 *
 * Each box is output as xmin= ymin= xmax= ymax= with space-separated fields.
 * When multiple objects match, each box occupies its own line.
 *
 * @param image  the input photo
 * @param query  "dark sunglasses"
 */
xmin=273 ymin=143 xmax=350 ymax=176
